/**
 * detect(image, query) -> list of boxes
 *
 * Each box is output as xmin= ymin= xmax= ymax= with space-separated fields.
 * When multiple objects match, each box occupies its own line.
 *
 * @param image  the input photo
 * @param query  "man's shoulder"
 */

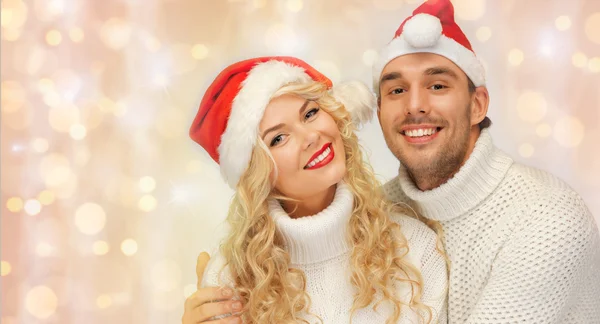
xmin=505 ymin=162 xmax=593 ymax=229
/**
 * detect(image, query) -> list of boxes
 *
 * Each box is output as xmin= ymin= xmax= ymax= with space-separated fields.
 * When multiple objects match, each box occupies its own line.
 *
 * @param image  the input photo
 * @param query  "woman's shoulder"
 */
xmin=388 ymin=212 xmax=441 ymax=265
xmin=388 ymin=212 xmax=437 ymax=243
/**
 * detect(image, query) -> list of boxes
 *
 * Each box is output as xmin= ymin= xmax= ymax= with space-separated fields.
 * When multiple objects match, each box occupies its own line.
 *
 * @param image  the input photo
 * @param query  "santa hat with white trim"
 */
xmin=372 ymin=0 xmax=485 ymax=91
xmin=190 ymin=56 xmax=377 ymax=189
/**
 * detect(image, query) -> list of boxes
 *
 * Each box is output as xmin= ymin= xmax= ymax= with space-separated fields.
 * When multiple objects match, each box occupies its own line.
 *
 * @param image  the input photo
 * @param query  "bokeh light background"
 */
xmin=2 ymin=0 xmax=599 ymax=323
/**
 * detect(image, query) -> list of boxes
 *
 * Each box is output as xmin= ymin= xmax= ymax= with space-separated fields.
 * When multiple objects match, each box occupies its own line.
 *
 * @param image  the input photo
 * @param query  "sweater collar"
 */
xmin=268 ymin=181 xmax=354 ymax=265
xmin=396 ymin=129 xmax=513 ymax=222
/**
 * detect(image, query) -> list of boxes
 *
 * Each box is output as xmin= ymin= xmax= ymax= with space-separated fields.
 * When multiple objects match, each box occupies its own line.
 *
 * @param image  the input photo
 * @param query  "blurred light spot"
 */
xmin=156 ymin=109 xmax=185 ymax=138
xmin=69 ymin=27 xmax=84 ymax=43
xmin=38 ymin=190 xmax=55 ymax=205
xmin=2 ymin=80 xmax=26 ymax=113
xmin=44 ymin=165 xmax=73 ymax=189
xmin=139 ymin=176 xmax=156 ymax=193
xmin=34 ymin=0 xmax=64 ymax=22
xmin=540 ymin=44 xmax=552 ymax=57
xmin=25 ymin=286 xmax=58 ymax=319
xmin=362 ymin=49 xmax=379 ymax=67
xmin=286 ymin=0 xmax=303 ymax=12
xmin=584 ymin=12 xmax=600 ymax=45
xmin=554 ymin=116 xmax=585 ymax=148
xmin=508 ymin=49 xmax=524 ymax=66
xmin=45 ymin=29 xmax=62 ymax=46
xmin=170 ymin=186 xmax=193 ymax=204
xmin=74 ymin=146 xmax=91 ymax=167
xmin=144 ymin=34 xmax=161 ymax=52
xmin=48 ymin=103 xmax=80 ymax=132
xmin=191 ymin=44 xmax=209 ymax=60
xmin=38 ymin=78 xmax=55 ymax=93
xmin=152 ymin=259 xmax=182 ymax=292
xmin=24 ymin=199 xmax=42 ymax=216
xmin=138 ymin=195 xmax=157 ymax=212
xmin=93 ymin=241 xmax=109 ymax=255
xmin=536 ymin=123 xmax=552 ymax=138
xmin=516 ymin=91 xmax=547 ymax=122
xmin=90 ymin=61 xmax=105 ymax=75
xmin=100 ymin=18 xmax=132 ymax=50
xmin=121 ymin=239 xmax=138 ymax=256
xmin=589 ymin=57 xmax=600 ymax=73
xmin=153 ymin=290 xmax=181 ymax=311
xmin=69 ymin=124 xmax=87 ymax=140
xmin=97 ymin=295 xmax=112 ymax=309
xmin=1 ymin=0 xmax=28 ymax=29
xmin=171 ymin=44 xmax=197 ymax=74
xmin=43 ymin=91 xmax=61 ymax=108
xmin=186 ymin=160 xmax=202 ymax=174
xmin=372 ymin=0 xmax=403 ymax=10
xmin=313 ymin=60 xmax=340 ymax=84
xmin=265 ymin=24 xmax=298 ymax=54
xmin=253 ymin=0 xmax=266 ymax=8
xmin=74 ymin=203 xmax=106 ymax=235
xmin=518 ymin=143 xmax=534 ymax=158
xmin=152 ymin=74 xmax=169 ymax=87
xmin=183 ymin=284 xmax=196 ymax=298
xmin=31 ymin=138 xmax=49 ymax=153
xmin=453 ymin=0 xmax=485 ymax=20
xmin=555 ymin=15 xmax=571 ymax=31
xmin=572 ymin=52 xmax=588 ymax=68
xmin=476 ymin=26 xmax=492 ymax=42
xmin=7 ymin=197 xmax=24 ymax=212
xmin=36 ymin=242 xmax=55 ymax=257
xmin=1 ymin=261 xmax=12 ymax=276
xmin=3 ymin=28 xmax=21 ymax=41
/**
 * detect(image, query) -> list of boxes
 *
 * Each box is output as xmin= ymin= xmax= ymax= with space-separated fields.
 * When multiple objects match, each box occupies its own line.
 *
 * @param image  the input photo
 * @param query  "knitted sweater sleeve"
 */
xmin=464 ymin=189 xmax=600 ymax=323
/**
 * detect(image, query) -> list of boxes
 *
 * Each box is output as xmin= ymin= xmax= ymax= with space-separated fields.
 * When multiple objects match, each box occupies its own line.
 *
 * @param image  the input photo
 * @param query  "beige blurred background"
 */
xmin=1 ymin=0 xmax=599 ymax=323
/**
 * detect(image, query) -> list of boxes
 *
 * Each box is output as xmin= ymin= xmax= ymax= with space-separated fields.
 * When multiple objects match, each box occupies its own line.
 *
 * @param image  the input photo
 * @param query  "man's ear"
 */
xmin=470 ymin=86 xmax=489 ymax=126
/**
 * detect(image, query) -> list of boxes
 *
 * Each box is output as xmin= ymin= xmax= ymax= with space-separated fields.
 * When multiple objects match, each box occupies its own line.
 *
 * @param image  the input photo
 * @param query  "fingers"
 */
xmin=195 ymin=300 xmax=243 ymax=322
xmin=202 ymin=315 xmax=242 ymax=324
xmin=185 ymin=286 xmax=235 ymax=310
xmin=196 ymin=252 xmax=211 ymax=289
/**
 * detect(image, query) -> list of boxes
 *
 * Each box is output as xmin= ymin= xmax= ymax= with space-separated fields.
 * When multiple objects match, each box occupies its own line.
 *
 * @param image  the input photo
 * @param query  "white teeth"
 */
xmin=307 ymin=147 xmax=331 ymax=168
xmin=404 ymin=128 xmax=437 ymax=138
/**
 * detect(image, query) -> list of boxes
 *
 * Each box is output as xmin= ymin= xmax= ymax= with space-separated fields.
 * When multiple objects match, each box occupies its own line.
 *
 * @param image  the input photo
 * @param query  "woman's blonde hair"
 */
xmin=220 ymin=81 xmax=433 ymax=323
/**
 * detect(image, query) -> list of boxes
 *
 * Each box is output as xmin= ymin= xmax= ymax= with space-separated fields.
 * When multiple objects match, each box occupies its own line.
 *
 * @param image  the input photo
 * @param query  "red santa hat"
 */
xmin=373 ymin=0 xmax=485 ymax=90
xmin=190 ymin=56 xmax=376 ymax=189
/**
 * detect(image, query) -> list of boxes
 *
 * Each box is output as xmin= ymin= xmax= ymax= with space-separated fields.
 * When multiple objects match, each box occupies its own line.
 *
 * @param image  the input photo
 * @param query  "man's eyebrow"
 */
xmin=380 ymin=72 xmax=403 ymax=86
xmin=424 ymin=67 xmax=458 ymax=79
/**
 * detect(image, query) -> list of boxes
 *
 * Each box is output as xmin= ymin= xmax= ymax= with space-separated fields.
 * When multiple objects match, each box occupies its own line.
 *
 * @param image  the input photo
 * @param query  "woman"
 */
xmin=184 ymin=56 xmax=447 ymax=323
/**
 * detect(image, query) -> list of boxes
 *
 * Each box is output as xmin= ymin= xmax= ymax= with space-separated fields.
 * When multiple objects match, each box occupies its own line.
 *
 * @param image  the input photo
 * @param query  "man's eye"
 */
xmin=431 ymin=84 xmax=446 ymax=90
xmin=391 ymin=88 xmax=405 ymax=94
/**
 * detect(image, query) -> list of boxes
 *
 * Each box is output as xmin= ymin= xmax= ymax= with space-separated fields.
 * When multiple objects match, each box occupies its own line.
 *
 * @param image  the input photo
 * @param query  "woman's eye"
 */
xmin=305 ymin=107 xmax=319 ymax=119
xmin=270 ymin=134 xmax=285 ymax=147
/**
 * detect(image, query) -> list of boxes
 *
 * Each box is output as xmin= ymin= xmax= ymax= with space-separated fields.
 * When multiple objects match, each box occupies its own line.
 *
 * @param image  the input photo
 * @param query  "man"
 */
xmin=185 ymin=0 xmax=600 ymax=323
xmin=374 ymin=0 xmax=600 ymax=323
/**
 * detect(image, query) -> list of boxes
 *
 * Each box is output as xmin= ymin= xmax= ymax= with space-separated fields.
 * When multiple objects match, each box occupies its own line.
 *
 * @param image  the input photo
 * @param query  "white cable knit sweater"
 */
xmin=383 ymin=129 xmax=600 ymax=324
xmin=201 ymin=182 xmax=448 ymax=323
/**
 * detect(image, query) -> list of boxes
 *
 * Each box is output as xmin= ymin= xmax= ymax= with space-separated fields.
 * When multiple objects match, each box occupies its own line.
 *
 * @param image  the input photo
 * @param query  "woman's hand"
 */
xmin=182 ymin=253 xmax=242 ymax=323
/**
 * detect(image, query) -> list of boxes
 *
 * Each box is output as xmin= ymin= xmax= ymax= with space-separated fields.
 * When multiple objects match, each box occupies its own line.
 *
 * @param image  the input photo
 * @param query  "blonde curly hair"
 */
xmin=219 ymin=81 xmax=433 ymax=323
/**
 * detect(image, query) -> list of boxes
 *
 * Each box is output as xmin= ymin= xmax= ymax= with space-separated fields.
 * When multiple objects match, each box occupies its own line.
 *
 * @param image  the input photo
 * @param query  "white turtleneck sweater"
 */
xmin=201 ymin=182 xmax=448 ymax=323
xmin=383 ymin=129 xmax=600 ymax=324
